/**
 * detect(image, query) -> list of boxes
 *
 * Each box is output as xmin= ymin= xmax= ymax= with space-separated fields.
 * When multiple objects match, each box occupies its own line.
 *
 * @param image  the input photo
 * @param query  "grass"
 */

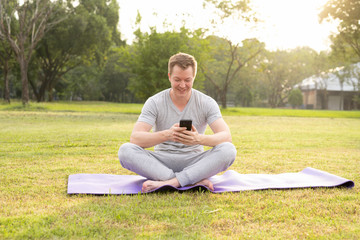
xmin=222 ymin=106 xmax=360 ymax=118
xmin=1 ymin=102 xmax=359 ymax=239
xmin=1 ymin=100 xmax=360 ymax=118
xmin=0 ymin=100 xmax=143 ymax=114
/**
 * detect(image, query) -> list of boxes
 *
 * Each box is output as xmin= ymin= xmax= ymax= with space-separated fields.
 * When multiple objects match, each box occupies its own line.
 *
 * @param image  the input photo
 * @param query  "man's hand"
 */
xmin=174 ymin=118 xmax=233 ymax=147
xmin=172 ymin=124 xmax=202 ymax=145
xmin=130 ymin=118 xmax=232 ymax=148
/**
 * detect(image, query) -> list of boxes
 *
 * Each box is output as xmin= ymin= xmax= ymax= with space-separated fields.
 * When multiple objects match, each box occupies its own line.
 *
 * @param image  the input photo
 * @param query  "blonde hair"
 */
xmin=168 ymin=52 xmax=197 ymax=77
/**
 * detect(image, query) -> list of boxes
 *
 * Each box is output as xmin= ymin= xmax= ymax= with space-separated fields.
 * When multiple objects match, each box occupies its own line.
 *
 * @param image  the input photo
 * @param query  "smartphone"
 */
xmin=179 ymin=119 xmax=192 ymax=131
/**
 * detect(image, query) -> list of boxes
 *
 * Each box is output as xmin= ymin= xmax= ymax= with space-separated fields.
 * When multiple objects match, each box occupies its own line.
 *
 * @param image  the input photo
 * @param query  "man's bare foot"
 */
xmin=195 ymin=179 xmax=214 ymax=191
xmin=142 ymin=178 xmax=180 ymax=193
xmin=141 ymin=180 xmax=163 ymax=193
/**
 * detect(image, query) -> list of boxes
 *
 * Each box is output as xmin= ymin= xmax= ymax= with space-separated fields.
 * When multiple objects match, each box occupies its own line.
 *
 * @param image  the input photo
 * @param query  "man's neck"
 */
xmin=169 ymin=89 xmax=192 ymax=111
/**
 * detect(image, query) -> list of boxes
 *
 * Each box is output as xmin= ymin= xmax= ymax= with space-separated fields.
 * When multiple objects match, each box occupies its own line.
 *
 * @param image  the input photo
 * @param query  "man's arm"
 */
xmin=173 ymin=118 xmax=232 ymax=147
xmin=199 ymin=118 xmax=232 ymax=146
xmin=130 ymin=121 xmax=182 ymax=148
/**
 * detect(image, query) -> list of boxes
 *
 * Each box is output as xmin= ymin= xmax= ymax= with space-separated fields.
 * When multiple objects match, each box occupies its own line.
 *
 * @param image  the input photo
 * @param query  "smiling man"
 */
xmin=118 ymin=52 xmax=236 ymax=192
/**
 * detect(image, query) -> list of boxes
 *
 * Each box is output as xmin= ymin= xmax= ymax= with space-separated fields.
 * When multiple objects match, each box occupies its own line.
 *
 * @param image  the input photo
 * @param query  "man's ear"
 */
xmin=168 ymin=72 xmax=171 ymax=80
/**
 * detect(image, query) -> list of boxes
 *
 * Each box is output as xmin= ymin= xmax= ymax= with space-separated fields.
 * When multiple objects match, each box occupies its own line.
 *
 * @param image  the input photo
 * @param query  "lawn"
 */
xmin=0 ymin=102 xmax=359 ymax=239
xmin=2 ymin=100 xmax=360 ymax=118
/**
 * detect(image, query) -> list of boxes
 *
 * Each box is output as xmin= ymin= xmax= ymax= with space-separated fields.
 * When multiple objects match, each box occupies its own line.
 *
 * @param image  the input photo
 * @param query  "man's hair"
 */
xmin=168 ymin=52 xmax=197 ymax=77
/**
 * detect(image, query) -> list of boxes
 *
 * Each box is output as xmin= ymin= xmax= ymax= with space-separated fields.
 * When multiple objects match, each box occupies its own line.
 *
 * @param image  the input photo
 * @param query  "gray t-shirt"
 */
xmin=137 ymin=88 xmax=222 ymax=153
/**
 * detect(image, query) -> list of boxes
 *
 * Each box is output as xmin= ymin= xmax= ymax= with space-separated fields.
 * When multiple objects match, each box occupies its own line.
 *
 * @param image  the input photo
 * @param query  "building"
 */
xmin=296 ymin=63 xmax=360 ymax=110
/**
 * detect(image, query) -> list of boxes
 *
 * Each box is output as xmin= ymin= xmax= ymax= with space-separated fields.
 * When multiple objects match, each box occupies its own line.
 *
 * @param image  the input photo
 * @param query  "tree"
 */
xmin=258 ymin=48 xmax=321 ymax=108
xmin=126 ymin=24 xmax=207 ymax=102
xmin=259 ymin=50 xmax=290 ymax=108
xmin=232 ymin=56 xmax=262 ymax=107
xmin=201 ymin=0 xmax=260 ymax=108
xmin=320 ymin=0 xmax=360 ymax=61
xmin=334 ymin=66 xmax=348 ymax=110
xmin=203 ymin=0 xmax=256 ymax=22
xmin=0 ymin=0 xmax=17 ymax=103
xmin=0 ymin=34 xmax=14 ymax=103
xmin=33 ymin=0 xmax=119 ymax=102
xmin=309 ymin=50 xmax=339 ymax=110
xmin=288 ymin=88 xmax=303 ymax=108
xmin=101 ymin=47 xmax=133 ymax=102
xmin=0 ymin=0 xmax=62 ymax=105
xmin=59 ymin=63 xmax=104 ymax=101
xmin=349 ymin=64 xmax=360 ymax=109
xmin=202 ymin=36 xmax=263 ymax=108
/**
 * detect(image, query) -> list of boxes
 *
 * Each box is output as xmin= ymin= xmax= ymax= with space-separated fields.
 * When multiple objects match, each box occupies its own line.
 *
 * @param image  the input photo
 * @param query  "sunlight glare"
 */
xmin=245 ymin=0 xmax=338 ymax=51
xmin=118 ymin=0 xmax=338 ymax=52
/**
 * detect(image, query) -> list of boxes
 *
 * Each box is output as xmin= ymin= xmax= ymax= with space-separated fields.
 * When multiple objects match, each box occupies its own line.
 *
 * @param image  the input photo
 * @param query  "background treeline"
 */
xmin=1 ymin=0 xmax=359 ymax=108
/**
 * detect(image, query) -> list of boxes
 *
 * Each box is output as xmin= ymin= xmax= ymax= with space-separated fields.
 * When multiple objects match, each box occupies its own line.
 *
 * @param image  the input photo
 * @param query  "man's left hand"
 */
xmin=173 ymin=125 xmax=202 ymax=145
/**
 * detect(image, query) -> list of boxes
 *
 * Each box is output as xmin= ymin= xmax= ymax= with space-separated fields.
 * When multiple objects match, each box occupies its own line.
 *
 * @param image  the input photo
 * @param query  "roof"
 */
xmin=296 ymin=62 xmax=360 ymax=92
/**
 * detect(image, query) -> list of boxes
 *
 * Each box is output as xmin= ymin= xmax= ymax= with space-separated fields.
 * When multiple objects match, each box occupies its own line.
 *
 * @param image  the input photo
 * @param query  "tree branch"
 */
xmin=200 ymin=66 xmax=222 ymax=92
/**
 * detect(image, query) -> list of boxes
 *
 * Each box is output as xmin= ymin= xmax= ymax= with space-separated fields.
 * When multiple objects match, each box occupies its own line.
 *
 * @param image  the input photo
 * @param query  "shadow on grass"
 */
xmin=2 ymin=104 xmax=48 ymax=111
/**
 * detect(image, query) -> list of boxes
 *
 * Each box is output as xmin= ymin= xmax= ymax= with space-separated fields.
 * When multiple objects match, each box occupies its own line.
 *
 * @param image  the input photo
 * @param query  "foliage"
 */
xmin=33 ymin=0 xmax=120 ymax=102
xmin=350 ymin=65 xmax=360 ymax=109
xmin=320 ymin=0 xmax=360 ymax=61
xmin=1 ymin=0 xmax=359 ymax=111
xmin=203 ymin=36 xmax=264 ymax=108
xmin=0 ymin=35 xmax=14 ymax=103
xmin=101 ymin=47 xmax=134 ymax=102
xmin=0 ymin=0 xmax=63 ymax=105
xmin=257 ymin=47 xmax=326 ymax=108
xmin=288 ymin=88 xmax=303 ymax=108
xmin=125 ymin=26 xmax=208 ymax=101
xmin=58 ymin=63 xmax=104 ymax=101
xmin=203 ymin=0 xmax=256 ymax=22
xmin=0 ymin=1 xmax=17 ymax=103
xmin=201 ymin=0 xmax=260 ymax=109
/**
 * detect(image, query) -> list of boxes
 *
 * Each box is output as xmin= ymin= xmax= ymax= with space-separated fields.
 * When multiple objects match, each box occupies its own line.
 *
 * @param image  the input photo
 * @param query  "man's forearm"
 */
xmin=199 ymin=131 xmax=232 ymax=147
xmin=130 ymin=130 xmax=170 ymax=148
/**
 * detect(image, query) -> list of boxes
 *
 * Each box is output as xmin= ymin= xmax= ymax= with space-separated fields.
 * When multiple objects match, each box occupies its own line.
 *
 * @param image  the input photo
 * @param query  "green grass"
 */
xmin=1 ymin=102 xmax=359 ymax=239
xmin=0 ymin=100 xmax=143 ymax=114
xmin=222 ymin=106 xmax=360 ymax=118
xmin=1 ymin=100 xmax=360 ymax=118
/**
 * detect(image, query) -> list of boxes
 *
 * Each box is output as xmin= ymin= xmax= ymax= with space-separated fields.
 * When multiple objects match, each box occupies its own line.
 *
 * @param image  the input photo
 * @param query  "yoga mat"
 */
xmin=67 ymin=167 xmax=354 ymax=195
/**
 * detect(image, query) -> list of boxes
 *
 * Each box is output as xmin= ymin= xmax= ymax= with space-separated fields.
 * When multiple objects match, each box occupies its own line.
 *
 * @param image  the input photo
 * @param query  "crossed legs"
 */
xmin=118 ymin=142 xmax=236 ymax=192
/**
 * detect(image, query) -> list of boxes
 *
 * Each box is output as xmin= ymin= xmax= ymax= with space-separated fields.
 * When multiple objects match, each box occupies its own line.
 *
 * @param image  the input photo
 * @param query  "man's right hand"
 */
xmin=168 ymin=123 xmax=187 ymax=142
xmin=130 ymin=122 xmax=187 ymax=148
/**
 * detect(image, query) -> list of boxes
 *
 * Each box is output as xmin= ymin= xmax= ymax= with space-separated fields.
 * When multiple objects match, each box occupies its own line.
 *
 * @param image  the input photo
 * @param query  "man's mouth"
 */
xmin=177 ymin=88 xmax=187 ymax=93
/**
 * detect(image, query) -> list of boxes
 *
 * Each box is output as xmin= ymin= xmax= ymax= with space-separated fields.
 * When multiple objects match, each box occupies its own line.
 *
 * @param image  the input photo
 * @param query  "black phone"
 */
xmin=179 ymin=119 xmax=192 ymax=131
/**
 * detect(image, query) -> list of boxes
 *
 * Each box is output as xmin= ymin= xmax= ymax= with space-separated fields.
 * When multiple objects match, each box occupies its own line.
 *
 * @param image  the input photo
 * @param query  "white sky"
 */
xmin=117 ymin=0 xmax=338 ymax=52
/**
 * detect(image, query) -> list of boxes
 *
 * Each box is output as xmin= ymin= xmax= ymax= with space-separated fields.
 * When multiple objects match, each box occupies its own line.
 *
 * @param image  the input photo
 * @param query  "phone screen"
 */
xmin=180 ymin=119 xmax=192 ymax=131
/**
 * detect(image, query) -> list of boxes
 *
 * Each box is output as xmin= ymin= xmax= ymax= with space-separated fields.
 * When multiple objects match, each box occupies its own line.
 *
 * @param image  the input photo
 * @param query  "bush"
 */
xmin=288 ymin=88 xmax=303 ymax=108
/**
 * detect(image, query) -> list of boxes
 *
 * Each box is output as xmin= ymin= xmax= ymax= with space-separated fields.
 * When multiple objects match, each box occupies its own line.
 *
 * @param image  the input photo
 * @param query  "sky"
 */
xmin=117 ymin=0 xmax=338 ymax=52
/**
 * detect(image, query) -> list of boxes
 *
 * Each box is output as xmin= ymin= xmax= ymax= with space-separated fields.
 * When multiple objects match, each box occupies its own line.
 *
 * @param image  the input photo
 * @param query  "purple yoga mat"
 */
xmin=67 ymin=167 xmax=354 ymax=195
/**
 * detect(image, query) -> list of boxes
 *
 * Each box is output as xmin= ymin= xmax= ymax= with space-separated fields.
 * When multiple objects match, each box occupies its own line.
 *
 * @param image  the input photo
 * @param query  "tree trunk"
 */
xmin=220 ymin=90 xmax=227 ymax=109
xmin=48 ymin=87 xmax=53 ymax=102
xmin=339 ymin=85 xmax=344 ymax=111
xmin=19 ymin=58 xmax=29 ymax=106
xmin=39 ymin=80 xmax=47 ymax=102
xmin=268 ymin=90 xmax=277 ymax=108
xmin=321 ymin=90 xmax=329 ymax=109
xmin=3 ymin=60 xmax=10 ymax=103
xmin=29 ymin=78 xmax=41 ymax=102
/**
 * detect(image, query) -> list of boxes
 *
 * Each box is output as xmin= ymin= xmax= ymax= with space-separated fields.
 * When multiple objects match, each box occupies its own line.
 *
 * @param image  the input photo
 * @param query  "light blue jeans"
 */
xmin=118 ymin=142 xmax=237 ymax=187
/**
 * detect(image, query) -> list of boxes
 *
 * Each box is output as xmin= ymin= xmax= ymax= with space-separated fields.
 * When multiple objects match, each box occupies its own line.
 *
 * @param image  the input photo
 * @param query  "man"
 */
xmin=118 ymin=52 xmax=236 ymax=192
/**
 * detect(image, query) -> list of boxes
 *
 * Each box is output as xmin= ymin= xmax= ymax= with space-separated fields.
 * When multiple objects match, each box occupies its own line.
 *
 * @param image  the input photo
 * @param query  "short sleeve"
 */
xmin=206 ymin=97 xmax=222 ymax=125
xmin=137 ymin=98 xmax=157 ymax=126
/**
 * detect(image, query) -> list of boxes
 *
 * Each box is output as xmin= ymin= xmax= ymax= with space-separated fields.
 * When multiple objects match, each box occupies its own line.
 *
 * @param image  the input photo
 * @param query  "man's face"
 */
xmin=168 ymin=65 xmax=194 ymax=98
